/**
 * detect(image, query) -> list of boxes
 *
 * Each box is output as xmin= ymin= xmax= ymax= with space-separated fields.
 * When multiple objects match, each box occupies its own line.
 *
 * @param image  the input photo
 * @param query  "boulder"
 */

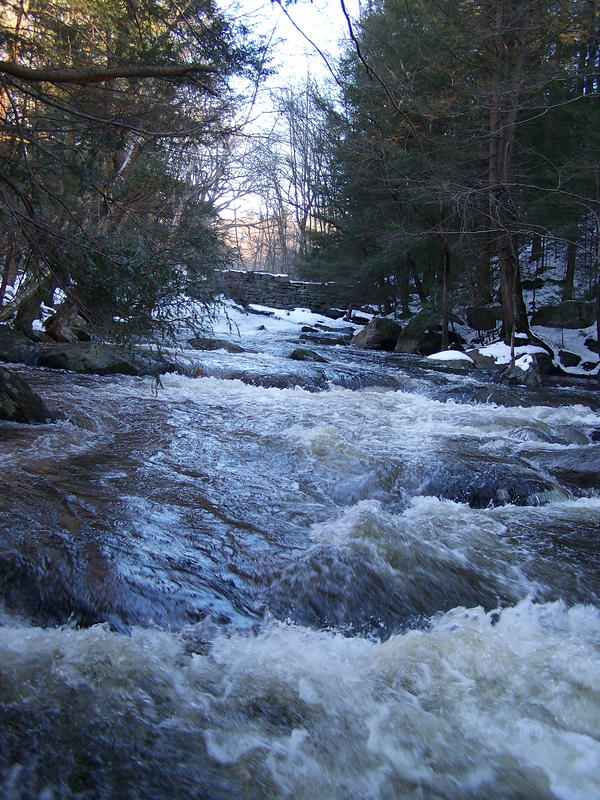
xmin=44 ymin=313 xmax=92 ymax=343
xmin=521 ymin=277 xmax=544 ymax=291
xmin=584 ymin=338 xmax=600 ymax=354
xmin=289 ymin=348 xmax=328 ymax=363
xmin=299 ymin=333 xmax=351 ymax=346
xmin=36 ymin=342 xmax=179 ymax=376
xmin=466 ymin=304 xmax=504 ymax=331
xmin=187 ymin=336 xmax=245 ymax=353
xmin=0 ymin=325 xmax=40 ymax=365
xmin=465 ymin=348 xmax=498 ymax=370
xmin=558 ymin=349 xmax=581 ymax=368
xmin=394 ymin=310 xmax=461 ymax=356
xmin=531 ymin=300 xmax=596 ymax=329
xmin=495 ymin=359 xmax=542 ymax=388
xmin=0 ymin=366 xmax=55 ymax=423
xmin=352 ymin=317 xmax=402 ymax=351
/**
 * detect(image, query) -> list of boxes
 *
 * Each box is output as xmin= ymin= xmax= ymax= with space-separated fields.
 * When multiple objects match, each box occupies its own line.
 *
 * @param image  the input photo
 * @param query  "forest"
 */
xmin=1 ymin=0 xmax=599 ymax=349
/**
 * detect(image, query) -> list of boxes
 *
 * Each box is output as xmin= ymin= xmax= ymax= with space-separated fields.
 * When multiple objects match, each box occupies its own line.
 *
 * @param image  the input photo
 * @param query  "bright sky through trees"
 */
xmin=226 ymin=0 xmax=359 ymax=86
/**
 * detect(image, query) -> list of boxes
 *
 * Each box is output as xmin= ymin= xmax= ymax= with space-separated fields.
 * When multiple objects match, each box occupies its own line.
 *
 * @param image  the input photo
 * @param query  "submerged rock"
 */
xmin=289 ymin=348 xmax=328 ymax=363
xmin=187 ymin=336 xmax=245 ymax=353
xmin=352 ymin=318 xmax=402 ymax=351
xmin=263 ymin=543 xmax=516 ymax=638
xmin=0 ymin=366 xmax=54 ymax=423
xmin=419 ymin=451 xmax=562 ymax=507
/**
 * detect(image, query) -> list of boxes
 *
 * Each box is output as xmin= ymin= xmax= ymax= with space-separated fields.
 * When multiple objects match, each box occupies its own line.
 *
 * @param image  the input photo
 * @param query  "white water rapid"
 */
xmin=1 ymin=317 xmax=599 ymax=799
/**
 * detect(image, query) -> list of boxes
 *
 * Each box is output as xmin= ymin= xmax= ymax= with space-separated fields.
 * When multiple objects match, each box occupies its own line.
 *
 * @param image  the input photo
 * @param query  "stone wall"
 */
xmin=215 ymin=270 xmax=357 ymax=316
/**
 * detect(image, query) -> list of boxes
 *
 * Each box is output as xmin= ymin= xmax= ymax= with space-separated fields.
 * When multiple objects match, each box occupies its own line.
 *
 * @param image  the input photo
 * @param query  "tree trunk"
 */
xmin=488 ymin=0 xmax=531 ymax=344
xmin=562 ymin=235 xmax=577 ymax=301
xmin=498 ymin=228 xmax=529 ymax=342
xmin=441 ymin=244 xmax=450 ymax=350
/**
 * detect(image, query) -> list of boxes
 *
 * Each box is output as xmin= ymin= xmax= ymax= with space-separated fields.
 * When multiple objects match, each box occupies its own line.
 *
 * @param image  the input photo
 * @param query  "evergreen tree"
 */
xmin=0 ymin=0 xmax=265 ymax=340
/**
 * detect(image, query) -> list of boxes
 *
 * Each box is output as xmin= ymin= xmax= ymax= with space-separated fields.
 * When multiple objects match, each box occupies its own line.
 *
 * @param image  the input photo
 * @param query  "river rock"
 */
xmin=262 ymin=542 xmax=517 ymax=638
xmin=419 ymin=447 xmax=562 ymax=507
xmin=299 ymin=333 xmax=351 ymax=346
xmin=495 ymin=359 xmax=543 ymax=388
xmin=289 ymin=348 xmax=328 ymax=363
xmin=0 ymin=366 xmax=54 ymax=423
xmin=426 ymin=351 xmax=475 ymax=370
xmin=465 ymin=348 xmax=498 ymax=369
xmin=531 ymin=300 xmax=596 ymax=329
xmin=187 ymin=336 xmax=245 ymax=353
xmin=0 ymin=325 xmax=40 ymax=364
xmin=351 ymin=318 xmax=402 ymax=350
xmin=36 ymin=342 xmax=179 ymax=376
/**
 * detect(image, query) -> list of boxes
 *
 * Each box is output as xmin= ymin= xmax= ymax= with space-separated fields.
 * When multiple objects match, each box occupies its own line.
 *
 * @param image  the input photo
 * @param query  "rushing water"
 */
xmin=1 ymin=320 xmax=600 ymax=799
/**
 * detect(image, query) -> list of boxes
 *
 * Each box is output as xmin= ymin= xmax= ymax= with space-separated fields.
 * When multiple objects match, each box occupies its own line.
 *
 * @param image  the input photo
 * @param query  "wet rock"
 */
xmin=0 ymin=325 xmax=40 ymax=364
xmin=419 ymin=452 xmax=562 ymax=508
xmin=299 ymin=333 xmax=350 ymax=346
xmin=36 ymin=342 xmax=179 ymax=376
xmin=263 ymin=544 xmax=514 ymax=638
xmin=0 ymin=366 xmax=55 ymax=423
xmin=228 ymin=370 xmax=330 ymax=392
xmin=289 ymin=348 xmax=328 ymax=363
xmin=559 ymin=349 xmax=581 ymax=368
xmin=352 ymin=318 xmax=402 ymax=351
xmin=496 ymin=360 xmax=542 ymax=388
xmin=531 ymin=300 xmax=596 ymax=329
xmin=187 ymin=336 xmax=245 ymax=353
xmin=524 ymin=444 xmax=600 ymax=491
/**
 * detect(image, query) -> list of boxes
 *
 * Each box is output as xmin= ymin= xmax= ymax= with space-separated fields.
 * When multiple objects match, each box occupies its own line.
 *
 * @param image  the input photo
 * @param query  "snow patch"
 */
xmin=427 ymin=350 xmax=474 ymax=363
xmin=478 ymin=342 xmax=547 ymax=365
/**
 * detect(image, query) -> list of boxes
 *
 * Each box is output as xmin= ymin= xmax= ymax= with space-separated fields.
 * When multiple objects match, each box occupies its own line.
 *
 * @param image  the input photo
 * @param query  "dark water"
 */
xmin=1 ymin=324 xmax=599 ymax=799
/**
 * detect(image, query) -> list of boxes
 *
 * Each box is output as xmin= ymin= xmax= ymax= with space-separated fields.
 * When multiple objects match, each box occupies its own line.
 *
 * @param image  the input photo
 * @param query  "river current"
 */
xmin=1 ymin=313 xmax=599 ymax=799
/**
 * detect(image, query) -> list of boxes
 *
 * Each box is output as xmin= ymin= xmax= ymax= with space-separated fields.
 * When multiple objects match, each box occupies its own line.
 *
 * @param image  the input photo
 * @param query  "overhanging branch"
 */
xmin=0 ymin=61 xmax=217 ymax=87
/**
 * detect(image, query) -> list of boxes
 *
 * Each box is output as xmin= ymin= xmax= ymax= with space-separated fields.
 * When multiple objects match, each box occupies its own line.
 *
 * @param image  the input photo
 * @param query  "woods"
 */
xmin=0 ymin=0 xmax=263 ymax=341
xmin=266 ymin=0 xmax=600 ymax=346
xmin=1 ymin=0 xmax=599 ymax=348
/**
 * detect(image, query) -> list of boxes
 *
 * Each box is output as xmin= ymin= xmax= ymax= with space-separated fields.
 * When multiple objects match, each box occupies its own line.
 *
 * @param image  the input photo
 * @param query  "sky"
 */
xmin=224 ymin=0 xmax=360 ymax=90
xmin=213 ymin=0 xmax=362 ymax=219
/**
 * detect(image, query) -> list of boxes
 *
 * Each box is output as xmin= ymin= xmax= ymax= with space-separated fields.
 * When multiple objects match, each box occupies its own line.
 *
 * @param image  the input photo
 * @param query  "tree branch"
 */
xmin=0 ymin=60 xmax=217 ymax=87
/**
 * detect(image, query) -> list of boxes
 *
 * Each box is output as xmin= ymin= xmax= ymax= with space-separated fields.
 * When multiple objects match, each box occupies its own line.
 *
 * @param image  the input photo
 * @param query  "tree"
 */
xmin=0 ymin=0 xmax=265 ymax=341
xmin=302 ymin=0 xmax=600 ymax=343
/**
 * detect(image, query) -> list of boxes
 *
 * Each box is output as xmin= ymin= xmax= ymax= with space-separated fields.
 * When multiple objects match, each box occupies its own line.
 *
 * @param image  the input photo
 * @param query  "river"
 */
xmin=1 ymin=310 xmax=599 ymax=799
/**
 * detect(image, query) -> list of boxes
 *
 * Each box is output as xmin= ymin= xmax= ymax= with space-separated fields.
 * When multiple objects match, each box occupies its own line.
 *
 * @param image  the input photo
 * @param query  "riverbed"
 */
xmin=1 ymin=309 xmax=599 ymax=799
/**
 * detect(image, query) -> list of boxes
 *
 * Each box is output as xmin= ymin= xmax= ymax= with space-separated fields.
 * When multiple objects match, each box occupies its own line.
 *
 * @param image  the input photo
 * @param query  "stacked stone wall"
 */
xmin=215 ymin=270 xmax=362 ymax=315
